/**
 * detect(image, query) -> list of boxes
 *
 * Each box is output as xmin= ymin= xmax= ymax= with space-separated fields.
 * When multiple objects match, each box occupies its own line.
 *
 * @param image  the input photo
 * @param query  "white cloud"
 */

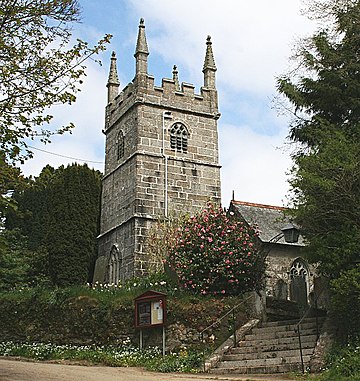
xmin=220 ymin=123 xmax=292 ymax=207
xmin=128 ymin=0 xmax=315 ymax=94
xmin=21 ymin=62 xmax=107 ymax=177
xmin=19 ymin=0 xmax=317 ymax=207
xmin=123 ymin=0 xmax=316 ymax=207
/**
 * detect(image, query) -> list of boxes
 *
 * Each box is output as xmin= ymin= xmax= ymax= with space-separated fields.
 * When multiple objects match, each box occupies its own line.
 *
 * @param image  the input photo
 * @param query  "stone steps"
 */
xmin=210 ymin=317 xmax=323 ymax=375
xmin=238 ymin=333 xmax=318 ymax=348
xmin=244 ymin=327 xmax=318 ymax=341
xmin=217 ymin=354 xmax=312 ymax=368
xmin=263 ymin=316 xmax=323 ymax=327
xmin=224 ymin=348 xmax=314 ymax=361
xmin=252 ymin=318 xmax=323 ymax=333
xmin=231 ymin=337 xmax=317 ymax=354
xmin=211 ymin=362 xmax=304 ymax=375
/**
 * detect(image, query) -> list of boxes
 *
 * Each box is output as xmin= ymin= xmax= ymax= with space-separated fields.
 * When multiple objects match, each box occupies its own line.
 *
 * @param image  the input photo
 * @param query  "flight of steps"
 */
xmin=211 ymin=317 xmax=324 ymax=375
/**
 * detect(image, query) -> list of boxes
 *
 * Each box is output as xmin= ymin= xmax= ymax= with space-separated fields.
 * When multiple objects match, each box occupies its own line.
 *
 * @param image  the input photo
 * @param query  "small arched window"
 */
xmin=105 ymin=245 xmax=121 ymax=284
xmin=170 ymin=122 xmax=188 ymax=153
xmin=117 ymin=130 xmax=125 ymax=160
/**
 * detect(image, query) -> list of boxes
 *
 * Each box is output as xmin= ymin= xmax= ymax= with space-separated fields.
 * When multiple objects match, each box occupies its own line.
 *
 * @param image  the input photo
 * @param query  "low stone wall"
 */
xmin=0 ymin=290 xmax=250 ymax=352
xmin=310 ymin=315 xmax=336 ymax=372
xmin=204 ymin=319 xmax=260 ymax=371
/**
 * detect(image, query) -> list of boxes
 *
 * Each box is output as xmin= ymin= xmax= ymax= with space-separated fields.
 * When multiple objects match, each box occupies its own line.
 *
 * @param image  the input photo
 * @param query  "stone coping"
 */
xmin=204 ymin=319 xmax=260 ymax=372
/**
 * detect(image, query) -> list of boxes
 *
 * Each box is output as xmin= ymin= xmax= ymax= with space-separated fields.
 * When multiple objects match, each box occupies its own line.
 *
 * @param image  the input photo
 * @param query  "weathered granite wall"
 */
xmin=95 ymin=21 xmax=221 ymax=283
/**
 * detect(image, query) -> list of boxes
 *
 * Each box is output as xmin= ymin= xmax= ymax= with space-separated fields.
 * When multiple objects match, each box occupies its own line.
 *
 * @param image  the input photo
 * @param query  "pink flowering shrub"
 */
xmin=167 ymin=203 xmax=264 ymax=296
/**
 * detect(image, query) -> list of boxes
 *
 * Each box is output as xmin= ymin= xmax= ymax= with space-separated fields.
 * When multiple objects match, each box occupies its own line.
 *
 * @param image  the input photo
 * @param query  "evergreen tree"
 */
xmin=277 ymin=0 xmax=360 ymax=339
xmin=6 ymin=165 xmax=55 ymax=250
xmin=0 ymin=229 xmax=31 ymax=290
xmin=46 ymin=164 xmax=101 ymax=286
xmin=5 ymin=163 xmax=101 ymax=287
xmin=277 ymin=0 xmax=360 ymax=278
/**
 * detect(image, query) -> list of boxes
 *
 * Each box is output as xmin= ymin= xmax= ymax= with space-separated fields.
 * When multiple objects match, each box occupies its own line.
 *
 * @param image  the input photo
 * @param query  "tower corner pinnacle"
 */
xmin=203 ymin=35 xmax=217 ymax=89
xmin=107 ymin=51 xmax=120 ymax=103
xmin=134 ymin=18 xmax=149 ymax=77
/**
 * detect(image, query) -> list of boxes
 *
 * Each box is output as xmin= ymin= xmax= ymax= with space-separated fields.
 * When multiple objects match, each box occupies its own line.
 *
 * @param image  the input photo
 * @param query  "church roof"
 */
xmin=230 ymin=200 xmax=304 ymax=246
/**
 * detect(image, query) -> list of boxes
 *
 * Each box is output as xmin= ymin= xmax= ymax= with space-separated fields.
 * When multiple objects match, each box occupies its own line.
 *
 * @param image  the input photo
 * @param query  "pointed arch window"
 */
xmin=289 ymin=258 xmax=310 ymax=307
xmin=170 ymin=122 xmax=188 ymax=153
xmin=289 ymin=258 xmax=309 ymax=279
xmin=117 ymin=130 xmax=125 ymax=160
xmin=106 ymin=245 xmax=121 ymax=284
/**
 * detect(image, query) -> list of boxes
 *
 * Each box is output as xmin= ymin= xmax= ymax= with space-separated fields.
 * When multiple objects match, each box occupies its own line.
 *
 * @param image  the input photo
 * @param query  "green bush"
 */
xmin=146 ymin=349 xmax=203 ymax=372
xmin=308 ymin=340 xmax=360 ymax=381
xmin=330 ymin=266 xmax=360 ymax=340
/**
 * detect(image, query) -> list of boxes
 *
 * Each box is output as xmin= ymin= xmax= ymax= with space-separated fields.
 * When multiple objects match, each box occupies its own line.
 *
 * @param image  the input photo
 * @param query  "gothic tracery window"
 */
xmin=106 ymin=245 xmax=121 ymax=284
xmin=289 ymin=258 xmax=309 ymax=279
xmin=170 ymin=122 xmax=188 ymax=153
xmin=117 ymin=130 xmax=125 ymax=160
xmin=289 ymin=258 xmax=310 ymax=307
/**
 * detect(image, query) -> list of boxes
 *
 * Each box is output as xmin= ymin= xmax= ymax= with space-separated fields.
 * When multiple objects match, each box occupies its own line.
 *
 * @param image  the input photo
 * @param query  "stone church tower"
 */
xmin=94 ymin=19 xmax=221 ymax=284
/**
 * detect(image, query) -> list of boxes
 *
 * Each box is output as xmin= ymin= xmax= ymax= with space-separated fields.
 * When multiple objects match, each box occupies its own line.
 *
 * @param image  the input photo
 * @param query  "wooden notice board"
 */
xmin=134 ymin=291 xmax=166 ymax=329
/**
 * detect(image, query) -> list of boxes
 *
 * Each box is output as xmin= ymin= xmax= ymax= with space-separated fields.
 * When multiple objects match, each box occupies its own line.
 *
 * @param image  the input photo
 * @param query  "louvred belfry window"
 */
xmin=170 ymin=122 xmax=188 ymax=153
xmin=117 ymin=130 xmax=125 ymax=160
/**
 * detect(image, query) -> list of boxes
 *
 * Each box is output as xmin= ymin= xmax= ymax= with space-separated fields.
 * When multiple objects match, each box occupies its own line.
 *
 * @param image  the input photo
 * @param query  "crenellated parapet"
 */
xmin=105 ymin=19 xmax=219 ymax=132
xmin=105 ymin=76 xmax=219 ymax=131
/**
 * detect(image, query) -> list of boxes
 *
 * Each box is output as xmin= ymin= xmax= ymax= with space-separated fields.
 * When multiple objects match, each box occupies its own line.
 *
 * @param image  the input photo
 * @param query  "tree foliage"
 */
xmin=277 ymin=0 xmax=360 ymax=278
xmin=0 ymin=229 xmax=31 ymax=290
xmin=5 ymin=163 xmax=102 ymax=288
xmin=331 ymin=266 xmax=360 ymax=338
xmin=166 ymin=203 xmax=264 ymax=296
xmin=0 ymin=153 xmax=28 ymax=220
xmin=0 ymin=0 xmax=111 ymax=163
xmin=277 ymin=0 xmax=360 ymax=148
xmin=288 ymin=128 xmax=360 ymax=276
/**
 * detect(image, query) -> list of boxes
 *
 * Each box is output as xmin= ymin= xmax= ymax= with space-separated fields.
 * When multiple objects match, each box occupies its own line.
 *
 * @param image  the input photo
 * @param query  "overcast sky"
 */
xmin=20 ymin=0 xmax=317 ymax=207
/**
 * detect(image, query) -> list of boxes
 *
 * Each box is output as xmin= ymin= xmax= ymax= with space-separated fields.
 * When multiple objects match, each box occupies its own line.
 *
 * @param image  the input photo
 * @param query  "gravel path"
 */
xmin=0 ymin=358 xmax=299 ymax=381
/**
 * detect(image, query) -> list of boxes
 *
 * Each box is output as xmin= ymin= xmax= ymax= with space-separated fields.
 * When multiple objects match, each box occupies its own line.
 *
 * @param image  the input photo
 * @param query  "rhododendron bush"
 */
xmin=167 ymin=203 xmax=264 ymax=295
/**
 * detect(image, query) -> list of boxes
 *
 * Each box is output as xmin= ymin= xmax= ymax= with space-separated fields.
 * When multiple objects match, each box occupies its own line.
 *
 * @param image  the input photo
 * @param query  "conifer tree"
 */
xmin=277 ymin=0 xmax=360 ymax=277
xmin=46 ymin=164 xmax=101 ymax=286
xmin=277 ymin=0 xmax=360 ymax=338
xmin=5 ymin=163 xmax=101 ymax=287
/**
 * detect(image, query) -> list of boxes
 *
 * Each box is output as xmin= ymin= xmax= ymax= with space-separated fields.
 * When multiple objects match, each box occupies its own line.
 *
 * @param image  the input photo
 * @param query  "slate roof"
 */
xmin=230 ymin=200 xmax=304 ymax=246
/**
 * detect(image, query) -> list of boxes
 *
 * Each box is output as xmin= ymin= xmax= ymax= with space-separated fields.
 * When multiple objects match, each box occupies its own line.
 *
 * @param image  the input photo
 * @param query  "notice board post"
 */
xmin=134 ymin=291 xmax=167 ymax=355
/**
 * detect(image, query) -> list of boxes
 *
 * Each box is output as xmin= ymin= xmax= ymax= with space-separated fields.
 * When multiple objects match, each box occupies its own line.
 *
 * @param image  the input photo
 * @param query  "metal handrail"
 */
xmin=199 ymin=294 xmax=253 ymax=371
xmin=199 ymin=295 xmax=252 ymax=337
xmin=294 ymin=287 xmax=325 ymax=373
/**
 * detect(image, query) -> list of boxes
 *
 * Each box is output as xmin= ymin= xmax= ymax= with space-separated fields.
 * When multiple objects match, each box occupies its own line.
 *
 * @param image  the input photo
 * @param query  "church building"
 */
xmin=93 ymin=19 xmax=222 ymax=284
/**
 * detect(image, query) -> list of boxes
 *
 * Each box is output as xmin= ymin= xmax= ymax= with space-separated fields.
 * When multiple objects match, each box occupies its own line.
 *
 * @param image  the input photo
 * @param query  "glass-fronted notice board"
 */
xmin=138 ymin=301 xmax=151 ymax=326
xmin=134 ymin=291 xmax=166 ymax=328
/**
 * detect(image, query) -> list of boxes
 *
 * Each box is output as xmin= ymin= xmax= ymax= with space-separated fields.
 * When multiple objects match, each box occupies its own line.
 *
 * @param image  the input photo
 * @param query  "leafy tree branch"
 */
xmin=0 ymin=0 xmax=111 ymax=163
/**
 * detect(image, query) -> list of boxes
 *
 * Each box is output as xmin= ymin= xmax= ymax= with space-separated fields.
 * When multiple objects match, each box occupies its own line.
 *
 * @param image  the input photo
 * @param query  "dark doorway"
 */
xmin=289 ymin=259 xmax=309 ymax=313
